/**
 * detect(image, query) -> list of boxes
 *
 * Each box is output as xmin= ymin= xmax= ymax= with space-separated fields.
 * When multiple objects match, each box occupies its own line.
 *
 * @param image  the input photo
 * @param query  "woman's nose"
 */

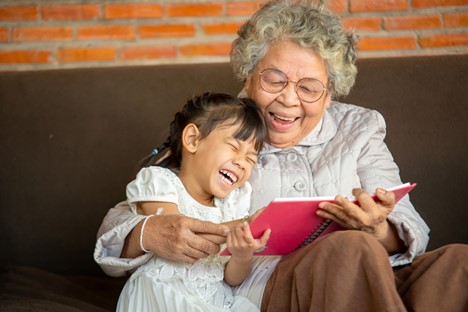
xmin=278 ymin=83 xmax=301 ymax=107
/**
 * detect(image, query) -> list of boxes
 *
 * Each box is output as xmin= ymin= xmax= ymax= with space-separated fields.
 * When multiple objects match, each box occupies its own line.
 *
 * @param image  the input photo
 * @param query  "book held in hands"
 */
xmin=220 ymin=183 xmax=416 ymax=256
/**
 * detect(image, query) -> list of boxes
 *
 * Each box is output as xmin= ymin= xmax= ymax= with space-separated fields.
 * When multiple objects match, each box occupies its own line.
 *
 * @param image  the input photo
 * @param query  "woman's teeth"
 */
xmin=272 ymin=113 xmax=295 ymax=122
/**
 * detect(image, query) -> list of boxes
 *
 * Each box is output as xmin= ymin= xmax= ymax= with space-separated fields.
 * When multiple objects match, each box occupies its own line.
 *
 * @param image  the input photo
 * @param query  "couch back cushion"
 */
xmin=0 ymin=55 xmax=466 ymax=275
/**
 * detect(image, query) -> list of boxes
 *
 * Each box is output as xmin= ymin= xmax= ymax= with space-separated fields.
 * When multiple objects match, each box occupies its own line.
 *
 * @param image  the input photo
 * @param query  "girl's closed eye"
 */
xmin=227 ymin=141 xmax=239 ymax=151
xmin=247 ymin=155 xmax=257 ymax=165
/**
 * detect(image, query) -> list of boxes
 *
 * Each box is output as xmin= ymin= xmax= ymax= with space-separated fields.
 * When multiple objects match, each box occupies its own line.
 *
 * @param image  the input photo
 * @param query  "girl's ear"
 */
xmin=182 ymin=123 xmax=200 ymax=153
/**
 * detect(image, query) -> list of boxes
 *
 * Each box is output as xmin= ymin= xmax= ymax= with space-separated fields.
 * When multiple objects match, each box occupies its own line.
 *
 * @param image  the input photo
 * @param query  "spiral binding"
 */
xmin=295 ymin=219 xmax=333 ymax=251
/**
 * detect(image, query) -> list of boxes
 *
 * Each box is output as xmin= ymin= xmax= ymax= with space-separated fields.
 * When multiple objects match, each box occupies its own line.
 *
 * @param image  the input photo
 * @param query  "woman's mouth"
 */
xmin=268 ymin=112 xmax=298 ymax=130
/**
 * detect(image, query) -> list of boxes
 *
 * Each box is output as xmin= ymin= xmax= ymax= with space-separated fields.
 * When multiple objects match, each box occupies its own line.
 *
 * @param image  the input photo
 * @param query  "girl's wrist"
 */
xmin=229 ymin=254 xmax=253 ymax=264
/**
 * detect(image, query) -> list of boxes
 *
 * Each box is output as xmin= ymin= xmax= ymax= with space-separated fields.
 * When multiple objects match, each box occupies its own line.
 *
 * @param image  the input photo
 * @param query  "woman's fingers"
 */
xmin=317 ymin=188 xmax=396 ymax=235
xmin=351 ymin=188 xmax=376 ymax=212
xmin=144 ymin=214 xmax=227 ymax=262
xmin=375 ymin=188 xmax=396 ymax=208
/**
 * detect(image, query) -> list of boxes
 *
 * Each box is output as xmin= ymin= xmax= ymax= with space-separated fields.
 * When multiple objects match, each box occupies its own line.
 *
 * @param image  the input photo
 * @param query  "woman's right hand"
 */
xmin=122 ymin=214 xmax=230 ymax=263
xmin=317 ymin=188 xmax=405 ymax=254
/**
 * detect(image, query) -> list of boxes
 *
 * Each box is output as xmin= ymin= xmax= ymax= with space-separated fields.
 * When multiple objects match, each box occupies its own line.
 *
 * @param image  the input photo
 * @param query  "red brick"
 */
xmin=58 ymin=47 xmax=115 ymax=62
xmin=412 ymin=0 xmax=467 ymax=8
xmin=0 ymin=28 xmax=8 ymax=42
xmin=326 ymin=0 xmax=348 ymax=14
xmin=444 ymin=13 xmax=468 ymax=27
xmin=202 ymin=22 xmax=243 ymax=35
xmin=105 ymin=4 xmax=163 ymax=19
xmin=359 ymin=36 xmax=417 ymax=50
xmin=0 ymin=50 xmax=51 ymax=64
xmin=139 ymin=24 xmax=195 ymax=38
xmin=0 ymin=6 xmax=38 ymax=21
xmin=419 ymin=33 xmax=468 ymax=48
xmin=384 ymin=15 xmax=441 ymax=30
xmin=13 ymin=27 xmax=73 ymax=42
xmin=42 ymin=5 xmax=100 ymax=21
xmin=77 ymin=26 xmax=134 ymax=40
xmin=350 ymin=0 xmax=408 ymax=12
xmin=167 ymin=4 xmax=223 ymax=17
xmin=342 ymin=17 xmax=381 ymax=31
xmin=179 ymin=43 xmax=232 ymax=57
xmin=227 ymin=1 xmax=264 ymax=16
xmin=121 ymin=45 xmax=177 ymax=60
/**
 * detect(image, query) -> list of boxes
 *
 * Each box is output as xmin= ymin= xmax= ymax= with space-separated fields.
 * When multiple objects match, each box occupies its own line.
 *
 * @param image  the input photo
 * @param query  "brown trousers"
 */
xmin=261 ymin=231 xmax=468 ymax=312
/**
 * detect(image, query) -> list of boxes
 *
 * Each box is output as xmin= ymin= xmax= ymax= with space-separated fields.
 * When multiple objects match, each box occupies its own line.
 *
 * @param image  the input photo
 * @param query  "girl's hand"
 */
xmin=249 ymin=206 xmax=266 ymax=223
xmin=227 ymin=221 xmax=271 ymax=260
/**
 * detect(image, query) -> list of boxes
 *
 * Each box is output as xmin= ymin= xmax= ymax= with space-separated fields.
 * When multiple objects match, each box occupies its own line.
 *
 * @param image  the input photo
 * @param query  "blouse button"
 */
xmin=287 ymin=153 xmax=297 ymax=162
xmin=294 ymin=181 xmax=307 ymax=191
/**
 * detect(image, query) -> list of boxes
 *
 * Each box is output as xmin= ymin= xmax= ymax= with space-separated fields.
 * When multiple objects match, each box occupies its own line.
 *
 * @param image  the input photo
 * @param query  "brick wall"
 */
xmin=0 ymin=0 xmax=467 ymax=71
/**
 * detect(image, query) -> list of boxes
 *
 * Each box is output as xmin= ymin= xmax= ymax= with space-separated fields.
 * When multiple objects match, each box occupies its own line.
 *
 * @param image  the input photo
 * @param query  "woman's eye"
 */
xmin=299 ymin=85 xmax=312 ymax=93
xmin=298 ymin=85 xmax=321 ymax=94
xmin=270 ymin=80 xmax=286 ymax=86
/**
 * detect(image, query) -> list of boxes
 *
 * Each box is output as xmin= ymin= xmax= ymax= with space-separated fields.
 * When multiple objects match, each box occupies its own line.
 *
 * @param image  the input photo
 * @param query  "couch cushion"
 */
xmin=0 ymin=266 xmax=126 ymax=311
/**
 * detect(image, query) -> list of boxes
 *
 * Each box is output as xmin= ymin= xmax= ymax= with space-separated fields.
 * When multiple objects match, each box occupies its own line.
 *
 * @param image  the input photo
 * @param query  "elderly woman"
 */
xmin=95 ymin=1 xmax=468 ymax=311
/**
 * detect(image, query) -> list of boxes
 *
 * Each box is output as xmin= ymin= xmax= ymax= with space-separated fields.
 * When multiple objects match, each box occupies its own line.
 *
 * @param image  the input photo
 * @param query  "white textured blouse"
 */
xmin=119 ymin=166 xmax=257 ymax=311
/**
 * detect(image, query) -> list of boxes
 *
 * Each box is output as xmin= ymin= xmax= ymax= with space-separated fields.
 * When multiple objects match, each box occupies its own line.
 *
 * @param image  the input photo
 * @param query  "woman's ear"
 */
xmin=244 ymin=72 xmax=253 ymax=93
xmin=182 ymin=123 xmax=200 ymax=153
xmin=324 ymin=92 xmax=332 ymax=108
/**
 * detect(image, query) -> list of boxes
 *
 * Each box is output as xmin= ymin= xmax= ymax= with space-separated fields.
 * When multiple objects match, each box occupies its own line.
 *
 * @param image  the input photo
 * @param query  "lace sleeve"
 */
xmin=126 ymin=167 xmax=179 ymax=213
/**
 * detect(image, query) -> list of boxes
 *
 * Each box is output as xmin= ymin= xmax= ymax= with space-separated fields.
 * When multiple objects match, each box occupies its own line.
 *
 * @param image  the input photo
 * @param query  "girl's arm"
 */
xmin=138 ymin=201 xmax=179 ymax=216
xmin=224 ymin=222 xmax=270 ymax=286
xmin=121 ymin=201 xmax=180 ymax=258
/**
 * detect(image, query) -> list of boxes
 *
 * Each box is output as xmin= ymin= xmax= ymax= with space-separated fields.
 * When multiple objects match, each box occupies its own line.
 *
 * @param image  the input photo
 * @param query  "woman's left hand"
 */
xmin=317 ymin=188 xmax=404 ymax=253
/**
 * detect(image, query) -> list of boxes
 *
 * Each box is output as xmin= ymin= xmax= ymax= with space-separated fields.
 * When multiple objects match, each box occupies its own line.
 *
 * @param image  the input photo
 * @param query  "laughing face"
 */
xmin=245 ymin=40 xmax=331 ymax=148
xmin=179 ymin=123 xmax=258 ymax=206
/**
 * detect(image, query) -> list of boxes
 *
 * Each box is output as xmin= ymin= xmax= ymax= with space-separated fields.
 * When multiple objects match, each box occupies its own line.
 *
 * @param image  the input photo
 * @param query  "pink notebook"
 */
xmin=220 ymin=183 xmax=416 ymax=256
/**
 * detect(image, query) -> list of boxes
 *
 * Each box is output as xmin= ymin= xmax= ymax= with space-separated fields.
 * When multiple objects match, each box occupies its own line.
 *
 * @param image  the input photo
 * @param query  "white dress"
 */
xmin=116 ymin=167 xmax=260 ymax=312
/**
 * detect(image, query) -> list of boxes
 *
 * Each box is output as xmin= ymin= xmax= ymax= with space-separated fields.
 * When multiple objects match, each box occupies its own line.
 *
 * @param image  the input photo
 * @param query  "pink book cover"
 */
xmin=220 ymin=183 xmax=417 ymax=256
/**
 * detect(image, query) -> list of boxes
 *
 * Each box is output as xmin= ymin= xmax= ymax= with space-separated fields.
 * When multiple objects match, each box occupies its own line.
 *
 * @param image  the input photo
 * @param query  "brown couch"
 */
xmin=1 ymin=55 xmax=467 ymax=311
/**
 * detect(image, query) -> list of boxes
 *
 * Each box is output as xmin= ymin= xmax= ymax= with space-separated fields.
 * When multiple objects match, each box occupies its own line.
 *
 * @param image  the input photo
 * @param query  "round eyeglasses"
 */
xmin=259 ymin=68 xmax=328 ymax=103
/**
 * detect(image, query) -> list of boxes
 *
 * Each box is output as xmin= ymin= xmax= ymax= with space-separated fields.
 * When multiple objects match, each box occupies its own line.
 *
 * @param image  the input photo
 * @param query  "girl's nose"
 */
xmin=233 ymin=156 xmax=247 ymax=170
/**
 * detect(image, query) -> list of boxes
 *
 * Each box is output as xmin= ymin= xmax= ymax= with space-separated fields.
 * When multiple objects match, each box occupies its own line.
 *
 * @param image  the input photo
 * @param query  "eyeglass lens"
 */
xmin=260 ymin=68 xmax=326 ymax=103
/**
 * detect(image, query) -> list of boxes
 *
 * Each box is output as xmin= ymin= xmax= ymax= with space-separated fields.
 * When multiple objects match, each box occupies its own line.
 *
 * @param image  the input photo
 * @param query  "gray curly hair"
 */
xmin=231 ymin=0 xmax=359 ymax=98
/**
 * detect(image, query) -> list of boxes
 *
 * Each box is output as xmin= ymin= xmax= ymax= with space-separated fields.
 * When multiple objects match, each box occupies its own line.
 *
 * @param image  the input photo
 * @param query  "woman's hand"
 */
xmin=317 ymin=188 xmax=405 ymax=254
xmin=122 ymin=214 xmax=230 ymax=263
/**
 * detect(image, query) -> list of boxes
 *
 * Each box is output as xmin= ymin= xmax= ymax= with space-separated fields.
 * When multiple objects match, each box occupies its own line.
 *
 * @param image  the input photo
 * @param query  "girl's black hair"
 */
xmin=139 ymin=92 xmax=267 ymax=170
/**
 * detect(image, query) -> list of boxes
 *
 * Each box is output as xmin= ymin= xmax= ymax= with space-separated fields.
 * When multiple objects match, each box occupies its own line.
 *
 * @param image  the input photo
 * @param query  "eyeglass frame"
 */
xmin=258 ymin=68 xmax=328 ymax=103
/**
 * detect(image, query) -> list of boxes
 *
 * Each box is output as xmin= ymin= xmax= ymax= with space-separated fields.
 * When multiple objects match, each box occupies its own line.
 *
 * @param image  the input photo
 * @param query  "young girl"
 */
xmin=116 ymin=92 xmax=271 ymax=312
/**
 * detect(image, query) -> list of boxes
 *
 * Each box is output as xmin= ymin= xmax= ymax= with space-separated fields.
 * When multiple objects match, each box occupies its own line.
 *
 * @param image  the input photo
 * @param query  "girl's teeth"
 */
xmin=221 ymin=175 xmax=233 ymax=186
xmin=220 ymin=170 xmax=238 ymax=184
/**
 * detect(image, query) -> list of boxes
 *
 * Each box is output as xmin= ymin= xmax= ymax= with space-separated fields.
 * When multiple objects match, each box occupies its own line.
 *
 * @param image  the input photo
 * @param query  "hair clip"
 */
xmin=151 ymin=149 xmax=158 ymax=156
